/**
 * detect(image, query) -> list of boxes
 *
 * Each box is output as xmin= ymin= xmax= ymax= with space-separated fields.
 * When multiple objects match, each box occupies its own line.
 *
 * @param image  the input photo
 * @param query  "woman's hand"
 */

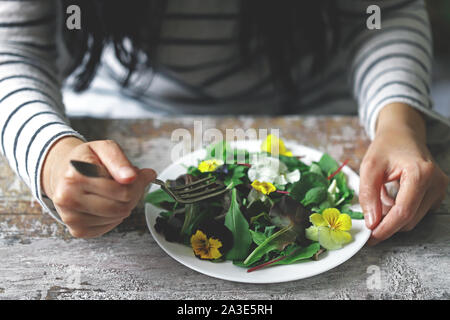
xmin=41 ymin=137 xmax=157 ymax=238
xmin=359 ymin=103 xmax=449 ymax=245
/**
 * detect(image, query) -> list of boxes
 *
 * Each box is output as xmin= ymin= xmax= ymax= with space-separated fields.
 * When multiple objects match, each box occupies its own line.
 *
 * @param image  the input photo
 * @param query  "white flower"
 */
xmin=285 ymin=169 xmax=301 ymax=183
xmin=247 ymin=156 xmax=300 ymax=186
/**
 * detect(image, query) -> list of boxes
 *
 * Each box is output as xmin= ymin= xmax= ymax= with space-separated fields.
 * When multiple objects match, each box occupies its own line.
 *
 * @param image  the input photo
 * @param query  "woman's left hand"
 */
xmin=358 ymin=103 xmax=449 ymax=245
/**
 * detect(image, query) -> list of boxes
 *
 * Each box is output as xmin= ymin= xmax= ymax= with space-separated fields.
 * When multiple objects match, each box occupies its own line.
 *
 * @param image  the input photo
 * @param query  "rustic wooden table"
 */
xmin=0 ymin=116 xmax=449 ymax=300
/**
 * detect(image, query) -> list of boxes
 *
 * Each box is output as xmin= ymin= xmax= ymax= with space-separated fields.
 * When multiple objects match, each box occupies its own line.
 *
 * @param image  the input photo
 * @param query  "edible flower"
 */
xmin=251 ymin=180 xmax=276 ymax=195
xmin=305 ymin=208 xmax=352 ymax=250
xmin=247 ymin=156 xmax=300 ymax=186
xmin=198 ymin=159 xmax=224 ymax=173
xmin=190 ymin=230 xmax=223 ymax=260
xmin=261 ymin=134 xmax=293 ymax=157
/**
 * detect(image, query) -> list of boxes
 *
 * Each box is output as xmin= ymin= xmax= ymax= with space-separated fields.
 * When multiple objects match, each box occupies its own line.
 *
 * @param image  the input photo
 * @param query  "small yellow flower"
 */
xmin=251 ymin=180 xmax=276 ymax=195
xmin=198 ymin=159 xmax=224 ymax=173
xmin=306 ymin=208 xmax=352 ymax=250
xmin=261 ymin=134 xmax=293 ymax=157
xmin=190 ymin=230 xmax=223 ymax=260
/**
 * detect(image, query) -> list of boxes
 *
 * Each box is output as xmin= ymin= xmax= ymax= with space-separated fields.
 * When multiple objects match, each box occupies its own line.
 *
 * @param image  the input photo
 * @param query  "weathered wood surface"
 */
xmin=0 ymin=116 xmax=449 ymax=300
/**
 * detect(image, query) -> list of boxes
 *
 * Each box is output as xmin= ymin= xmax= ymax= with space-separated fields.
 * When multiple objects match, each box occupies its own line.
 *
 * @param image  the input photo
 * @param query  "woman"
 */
xmin=0 ymin=0 xmax=448 ymax=243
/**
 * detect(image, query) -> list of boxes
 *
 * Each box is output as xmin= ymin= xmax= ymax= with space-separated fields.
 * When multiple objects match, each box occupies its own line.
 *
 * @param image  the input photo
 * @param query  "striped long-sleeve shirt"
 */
xmin=1 ymin=0 xmax=449 ymax=222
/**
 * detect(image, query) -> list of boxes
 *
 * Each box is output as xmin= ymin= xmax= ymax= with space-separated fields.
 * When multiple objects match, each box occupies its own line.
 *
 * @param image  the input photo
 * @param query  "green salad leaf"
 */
xmin=302 ymin=186 xmax=328 ymax=207
xmin=318 ymin=153 xmax=339 ymax=175
xmin=249 ymin=229 xmax=267 ymax=246
xmin=278 ymin=154 xmax=309 ymax=172
xmin=243 ymin=196 xmax=309 ymax=266
xmin=270 ymin=242 xmax=321 ymax=265
xmin=290 ymin=172 xmax=329 ymax=203
xmin=206 ymin=140 xmax=230 ymax=161
xmin=146 ymin=189 xmax=176 ymax=209
xmin=180 ymin=203 xmax=202 ymax=238
xmin=309 ymin=163 xmax=324 ymax=176
xmin=224 ymin=164 xmax=248 ymax=187
xmin=243 ymin=224 xmax=299 ymax=266
xmin=224 ymin=188 xmax=253 ymax=261
xmin=340 ymin=204 xmax=364 ymax=219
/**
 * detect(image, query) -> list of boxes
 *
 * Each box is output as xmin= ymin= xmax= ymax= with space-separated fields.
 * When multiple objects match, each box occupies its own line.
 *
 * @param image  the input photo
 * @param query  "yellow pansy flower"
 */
xmin=306 ymin=208 xmax=352 ymax=250
xmin=251 ymin=180 xmax=276 ymax=195
xmin=190 ymin=230 xmax=223 ymax=260
xmin=197 ymin=159 xmax=224 ymax=173
xmin=261 ymin=134 xmax=293 ymax=157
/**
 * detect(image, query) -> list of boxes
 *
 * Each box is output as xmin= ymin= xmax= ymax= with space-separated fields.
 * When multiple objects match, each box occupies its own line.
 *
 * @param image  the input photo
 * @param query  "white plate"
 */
xmin=145 ymin=140 xmax=371 ymax=284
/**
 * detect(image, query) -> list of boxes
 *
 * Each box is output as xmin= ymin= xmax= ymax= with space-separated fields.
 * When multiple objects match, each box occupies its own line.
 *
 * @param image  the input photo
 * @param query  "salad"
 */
xmin=146 ymin=135 xmax=364 ymax=272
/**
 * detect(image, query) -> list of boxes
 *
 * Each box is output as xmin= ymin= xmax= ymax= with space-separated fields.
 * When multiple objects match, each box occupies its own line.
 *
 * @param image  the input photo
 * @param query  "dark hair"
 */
xmin=62 ymin=0 xmax=339 ymax=96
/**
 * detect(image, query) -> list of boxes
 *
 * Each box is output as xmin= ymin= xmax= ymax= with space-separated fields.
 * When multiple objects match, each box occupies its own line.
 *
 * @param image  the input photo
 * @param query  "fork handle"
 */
xmin=152 ymin=179 xmax=165 ymax=187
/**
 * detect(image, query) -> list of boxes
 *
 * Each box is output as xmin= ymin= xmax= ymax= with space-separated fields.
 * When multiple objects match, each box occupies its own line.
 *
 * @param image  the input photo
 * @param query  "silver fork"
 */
xmin=70 ymin=160 xmax=229 ymax=204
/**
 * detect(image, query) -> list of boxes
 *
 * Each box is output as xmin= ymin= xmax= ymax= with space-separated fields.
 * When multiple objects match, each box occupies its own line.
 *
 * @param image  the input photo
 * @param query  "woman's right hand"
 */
xmin=41 ymin=137 xmax=157 ymax=238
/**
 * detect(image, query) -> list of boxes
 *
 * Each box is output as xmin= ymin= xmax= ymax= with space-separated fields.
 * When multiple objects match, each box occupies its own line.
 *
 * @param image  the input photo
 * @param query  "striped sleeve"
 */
xmin=0 ymin=0 xmax=85 ymax=222
xmin=343 ymin=0 xmax=434 ymax=140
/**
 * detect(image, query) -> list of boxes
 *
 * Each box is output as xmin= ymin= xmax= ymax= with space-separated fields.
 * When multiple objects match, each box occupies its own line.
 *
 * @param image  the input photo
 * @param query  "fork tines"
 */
xmin=171 ymin=176 xmax=216 ymax=191
xmin=165 ymin=176 xmax=228 ymax=203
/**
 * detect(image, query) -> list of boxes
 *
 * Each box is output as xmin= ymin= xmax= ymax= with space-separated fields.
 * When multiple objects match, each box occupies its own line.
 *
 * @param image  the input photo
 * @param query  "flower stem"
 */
xmin=312 ymin=248 xmax=326 ymax=261
xmin=327 ymin=159 xmax=350 ymax=180
xmin=247 ymin=255 xmax=289 ymax=273
xmin=247 ymin=246 xmax=305 ymax=273
xmin=236 ymin=163 xmax=251 ymax=168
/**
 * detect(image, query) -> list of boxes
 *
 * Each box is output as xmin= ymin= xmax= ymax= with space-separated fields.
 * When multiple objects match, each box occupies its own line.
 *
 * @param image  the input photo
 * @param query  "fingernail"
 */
xmin=365 ymin=210 xmax=375 ymax=229
xmin=118 ymin=166 xmax=136 ymax=180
